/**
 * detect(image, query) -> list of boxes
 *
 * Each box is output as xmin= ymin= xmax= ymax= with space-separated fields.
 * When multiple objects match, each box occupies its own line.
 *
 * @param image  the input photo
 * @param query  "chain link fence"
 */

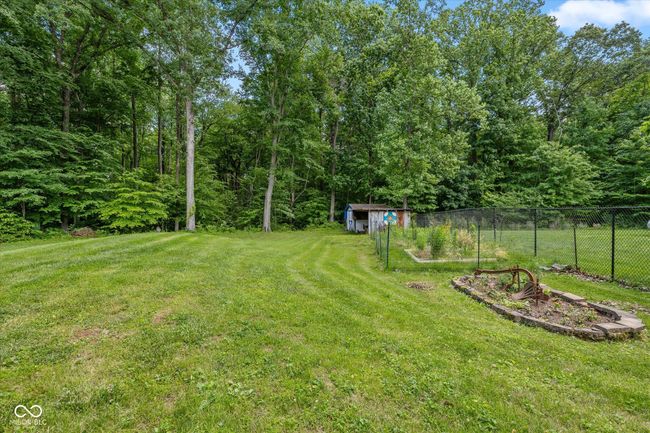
xmin=410 ymin=207 xmax=650 ymax=289
xmin=369 ymin=207 xmax=650 ymax=289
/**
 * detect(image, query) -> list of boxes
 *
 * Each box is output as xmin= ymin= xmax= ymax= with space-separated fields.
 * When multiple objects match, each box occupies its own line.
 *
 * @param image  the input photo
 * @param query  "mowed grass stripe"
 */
xmin=0 ymin=233 xmax=192 ymax=293
xmin=0 ymin=230 xmax=648 ymax=432
xmin=0 ymin=232 xmax=188 ymax=278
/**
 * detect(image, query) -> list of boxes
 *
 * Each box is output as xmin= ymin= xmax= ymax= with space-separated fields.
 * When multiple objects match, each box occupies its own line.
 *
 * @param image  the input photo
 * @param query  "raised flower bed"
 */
xmin=451 ymin=274 xmax=645 ymax=340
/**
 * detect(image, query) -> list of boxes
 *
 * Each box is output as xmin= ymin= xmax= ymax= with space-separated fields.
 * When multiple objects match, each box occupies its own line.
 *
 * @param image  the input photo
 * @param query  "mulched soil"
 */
xmin=458 ymin=275 xmax=614 ymax=328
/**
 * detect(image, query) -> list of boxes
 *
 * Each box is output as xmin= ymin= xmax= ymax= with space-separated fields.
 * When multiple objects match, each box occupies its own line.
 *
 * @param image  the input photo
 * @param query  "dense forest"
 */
xmin=1 ymin=0 xmax=648 ymax=234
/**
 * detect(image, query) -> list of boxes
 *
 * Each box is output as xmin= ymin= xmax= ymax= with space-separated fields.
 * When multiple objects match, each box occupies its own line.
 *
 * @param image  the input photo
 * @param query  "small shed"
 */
xmin=344 ymin=203 xmax=411 ymax=234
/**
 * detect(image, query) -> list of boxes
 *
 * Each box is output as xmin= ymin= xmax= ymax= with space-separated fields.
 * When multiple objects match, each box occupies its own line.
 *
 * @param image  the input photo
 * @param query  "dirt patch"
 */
xmin=163 ymin=394 xmax=177 ymax=411
xmin=406 ymin=281 xmax=433 ymax=291
xmin=316 ymin=370 xmax=336 ymax=392
xmin=72 ymin=327 xmax=107 ymax=342
xmin=152 ymin=309 xmax=172 ymax=325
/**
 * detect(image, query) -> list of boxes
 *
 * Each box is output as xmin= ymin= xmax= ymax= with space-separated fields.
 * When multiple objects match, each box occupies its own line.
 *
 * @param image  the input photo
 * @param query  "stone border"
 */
xmin=451 ymin=277 xmax=646 ymax=341
xmin=405 ymin=249 xmax=497 ymax=264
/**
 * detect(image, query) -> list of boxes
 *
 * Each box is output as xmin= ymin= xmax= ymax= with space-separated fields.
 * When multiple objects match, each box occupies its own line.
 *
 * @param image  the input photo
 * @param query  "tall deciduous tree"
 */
xmin=146 ymin=0 xmax=257 ymax=230
xmin=241 ymin=0 xmax=323 ymax=232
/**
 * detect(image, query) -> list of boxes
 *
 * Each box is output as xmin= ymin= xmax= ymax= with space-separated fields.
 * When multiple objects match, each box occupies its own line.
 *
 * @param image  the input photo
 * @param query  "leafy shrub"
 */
xmin=0 ymin=209 xmax=33 ymax=242
xmin=454 ymin=229 xmax=474 ymax=256
xmin=429 ymin=225 xmax=450 ymax=258
xmin=416 ymin=233 xmax=426 ymax=251
xmin=293 ymin=191 xmax=329 ymax=228
xmin=99 ymin=171 xmax=168 ymax=232
xmin=197 ymin=223 xmax=236 ymax=233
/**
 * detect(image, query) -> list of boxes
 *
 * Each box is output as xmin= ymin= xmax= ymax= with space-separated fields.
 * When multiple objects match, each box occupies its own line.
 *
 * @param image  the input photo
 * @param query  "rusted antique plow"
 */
xmin=474 ymin=266 xmax=549 ymax=303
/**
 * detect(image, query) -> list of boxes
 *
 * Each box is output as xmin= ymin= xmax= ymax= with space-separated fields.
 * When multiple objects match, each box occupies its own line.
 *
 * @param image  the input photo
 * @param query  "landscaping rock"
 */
xmin=594 ymin=322 xmax=629 ymax=335
xmin=616 ymin=317 xmax=646 ymax=331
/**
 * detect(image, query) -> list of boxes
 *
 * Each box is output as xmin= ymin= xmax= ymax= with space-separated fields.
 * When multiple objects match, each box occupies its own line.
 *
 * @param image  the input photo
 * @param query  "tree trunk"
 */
xmin=157 ymin=45 xmax=164 ymax=174
xmin=61 ymin=211 xmax=69 ymax=232
xmin=157 ymin=97 xmax=164 ymax=174
xmin=328 ymin=119 xmax=339 ymax=222
xmin=185 ymin=96 xmax=196 ymax=231
xmin=175 ymin=94 xmax=182 ymax=184
xmin=62 ymin=86 xmax=71 ymax=132
xmin=262 ymin=144 xmax=278 ymax=232
xmin=20 ymin=203 xmax=26 ymax=218
xmin=547 ymin=122 xmax=556 ymax=142
xmin=403 ymin=196 xmax=408 ymax=209
xmin=131 ymin=94 xmax=138 ymax=169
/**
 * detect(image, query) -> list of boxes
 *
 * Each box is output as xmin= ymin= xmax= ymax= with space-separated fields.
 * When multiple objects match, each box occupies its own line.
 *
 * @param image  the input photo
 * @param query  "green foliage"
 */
xmin=416 ymin=233 xmax=426 ymax=251
xmin=99 ymin=171 xmax=168 ymax=232
xmin=294 ymin=192 xmax=330 ymax=228
xmin=453 ymin=229 xmax=474 ymax=256
xmin=0 ymin=126 xmax=116 ymax=227
xmin=429 ymin=225 xmax=450 ymax=258
xmin=604 ymin=123 xmax=650 ymax=205
xmin=522 ymin=142 xmax=598 ymax=207
xmin=194 ymin=156 xmax=235 ymax=227
xmin=0 ymin=209 xmax=33 ymax=242
xmin=1 ymin=0 xmax=649 ymax=235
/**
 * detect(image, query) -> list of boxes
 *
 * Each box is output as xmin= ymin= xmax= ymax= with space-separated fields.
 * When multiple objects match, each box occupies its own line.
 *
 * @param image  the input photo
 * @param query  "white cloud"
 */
xmin=550 ymin=0 xmax=650 ymax=31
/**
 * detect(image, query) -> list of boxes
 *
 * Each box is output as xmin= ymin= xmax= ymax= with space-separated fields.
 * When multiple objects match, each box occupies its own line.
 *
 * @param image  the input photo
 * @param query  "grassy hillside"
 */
xmin=0 ymin=230 xmax=649 ymax=432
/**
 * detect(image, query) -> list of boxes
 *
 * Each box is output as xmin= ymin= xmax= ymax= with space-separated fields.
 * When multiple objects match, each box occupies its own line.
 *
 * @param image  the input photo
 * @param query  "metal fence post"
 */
xmin=611 ymin=209 xmax=616 ymax=281
xmin=386 ymin=223 xmax=391 ymax=270
xmin=573 ymin=221 xmax=578 ymax=270
xmin=533 ymin=208 xmax=538 ymax=257
xmin=477 ymin=221 xmax=481 ymax=268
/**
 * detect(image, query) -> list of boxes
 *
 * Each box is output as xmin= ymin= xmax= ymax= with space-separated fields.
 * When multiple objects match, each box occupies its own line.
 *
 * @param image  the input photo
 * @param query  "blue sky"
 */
xmin=445 ymin=0 xmax=650 ymax=35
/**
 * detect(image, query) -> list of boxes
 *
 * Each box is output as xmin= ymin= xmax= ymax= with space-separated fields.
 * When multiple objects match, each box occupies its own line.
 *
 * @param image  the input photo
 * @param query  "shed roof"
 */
xmin=345 ymin=203 xmax=411 ymax=211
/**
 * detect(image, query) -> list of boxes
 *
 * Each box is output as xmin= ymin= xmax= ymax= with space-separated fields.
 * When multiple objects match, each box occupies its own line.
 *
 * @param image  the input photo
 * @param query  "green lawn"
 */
xmin=1 ymin=230 xmax=649 ymax=432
